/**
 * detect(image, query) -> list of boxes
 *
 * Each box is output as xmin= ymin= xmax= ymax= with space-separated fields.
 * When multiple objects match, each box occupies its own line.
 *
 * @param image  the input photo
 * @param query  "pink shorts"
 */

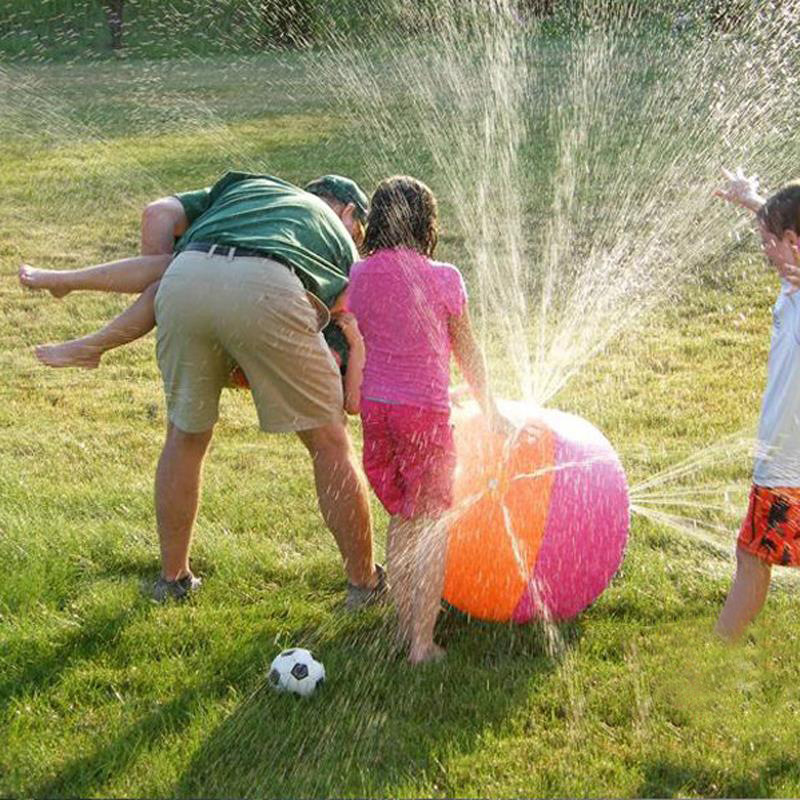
xmin=361 ymin=399 xmax=456 ymax=519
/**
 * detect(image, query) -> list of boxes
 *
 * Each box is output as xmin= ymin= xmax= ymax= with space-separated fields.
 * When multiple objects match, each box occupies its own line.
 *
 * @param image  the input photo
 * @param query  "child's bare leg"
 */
xmin=19 ymin=254 xmax=171 ymax=298
xmin=386 ymin=516 xmax=415 ymax=648
xmin=715 ymin=547 xmax=772 ymax=641
xmin=407 ymin=516 xmax=447 ymax=664
xmin=36 ymin=281 xmax=159 ymax=369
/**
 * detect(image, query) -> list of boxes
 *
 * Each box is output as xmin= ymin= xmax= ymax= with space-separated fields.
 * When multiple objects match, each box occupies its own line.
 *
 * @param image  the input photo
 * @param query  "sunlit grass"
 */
xmin=2 ymin=49 xmax=799 ymax=799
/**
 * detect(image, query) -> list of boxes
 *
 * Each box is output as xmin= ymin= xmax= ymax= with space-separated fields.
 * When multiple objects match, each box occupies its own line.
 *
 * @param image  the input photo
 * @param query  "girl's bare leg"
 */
xmin=407 ymin=516 xmax=447 ymax=664
xmin=715 ymin=547 xmax=772 ymax=641
xmin=386 ymin=516 xmax=415 ymax=649
xmin=36 ymin=281 xmax=159 ymax=369
xmin=19 ymin=254 xmax=171 ymax=298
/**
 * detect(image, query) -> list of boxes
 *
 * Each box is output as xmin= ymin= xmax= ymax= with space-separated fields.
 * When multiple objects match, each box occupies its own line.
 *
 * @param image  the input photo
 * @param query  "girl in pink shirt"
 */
xmin=347 ymin=176 xmax=508 ymax=664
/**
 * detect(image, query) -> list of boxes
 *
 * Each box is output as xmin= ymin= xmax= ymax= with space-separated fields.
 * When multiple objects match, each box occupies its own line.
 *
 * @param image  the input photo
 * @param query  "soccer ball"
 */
xmin=268 ymin=648 xmax=326 ymax=697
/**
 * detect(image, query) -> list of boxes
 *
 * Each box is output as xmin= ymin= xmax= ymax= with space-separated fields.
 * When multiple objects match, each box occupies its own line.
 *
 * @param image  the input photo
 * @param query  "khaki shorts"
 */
xmin=154 ymin=250 xmax=343 ymax=433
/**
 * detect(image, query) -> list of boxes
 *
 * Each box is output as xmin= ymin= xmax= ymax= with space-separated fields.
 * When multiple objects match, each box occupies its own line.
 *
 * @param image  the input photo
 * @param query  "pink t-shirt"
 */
xmin=347 ymin=247 xmax=468 ymax=411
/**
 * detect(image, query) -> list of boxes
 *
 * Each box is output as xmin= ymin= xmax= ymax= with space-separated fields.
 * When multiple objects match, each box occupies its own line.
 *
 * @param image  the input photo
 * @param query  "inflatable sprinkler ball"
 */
xmin=444 ymin=401 xmax=629 ymax=622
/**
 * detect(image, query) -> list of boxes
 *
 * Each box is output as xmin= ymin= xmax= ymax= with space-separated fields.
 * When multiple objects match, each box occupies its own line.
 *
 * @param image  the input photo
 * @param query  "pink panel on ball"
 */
xmin=512 ymin=409 xmax=629 ymax=622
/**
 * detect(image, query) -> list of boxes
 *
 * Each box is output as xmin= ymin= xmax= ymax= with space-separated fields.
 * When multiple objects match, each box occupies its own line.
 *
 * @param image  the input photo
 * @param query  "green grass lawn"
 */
xmin=2 ymin=47 xmax=800 ymax=799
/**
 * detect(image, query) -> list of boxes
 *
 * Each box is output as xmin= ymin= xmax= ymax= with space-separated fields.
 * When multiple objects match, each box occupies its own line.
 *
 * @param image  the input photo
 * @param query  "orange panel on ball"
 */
xmin=444 ymin=411 xmax=556 ymax=620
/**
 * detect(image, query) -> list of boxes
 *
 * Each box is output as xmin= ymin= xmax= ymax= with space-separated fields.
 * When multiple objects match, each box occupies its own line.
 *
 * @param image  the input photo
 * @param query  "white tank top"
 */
xmin=754 ymin=282 xmax=800 ymax=486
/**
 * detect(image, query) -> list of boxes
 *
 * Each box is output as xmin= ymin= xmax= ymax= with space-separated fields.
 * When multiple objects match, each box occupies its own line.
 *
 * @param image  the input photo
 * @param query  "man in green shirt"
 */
xmin=147 ymin=172 xmax=383 ymax=605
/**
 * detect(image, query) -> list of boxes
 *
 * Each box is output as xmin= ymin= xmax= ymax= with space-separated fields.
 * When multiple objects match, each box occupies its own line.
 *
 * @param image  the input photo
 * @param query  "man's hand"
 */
xmin=713 ymin=167 xmax=764 ymax=213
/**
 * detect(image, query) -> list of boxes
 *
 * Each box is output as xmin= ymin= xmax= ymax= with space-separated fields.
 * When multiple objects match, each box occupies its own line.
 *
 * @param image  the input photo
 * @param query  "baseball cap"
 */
xmin=305 ymin=175 xmax=369 ymax=222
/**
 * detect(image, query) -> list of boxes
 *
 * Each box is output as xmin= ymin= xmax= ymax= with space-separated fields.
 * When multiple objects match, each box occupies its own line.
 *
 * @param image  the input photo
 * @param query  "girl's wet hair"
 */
xmin=363 ymin=175 xmax=439 ymax=257
xmin=758 ymin=181 xmax=800 ymax=237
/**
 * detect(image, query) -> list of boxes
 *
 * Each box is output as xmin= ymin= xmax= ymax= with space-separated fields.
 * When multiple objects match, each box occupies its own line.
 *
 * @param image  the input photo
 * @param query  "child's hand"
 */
xmin=332 ymin=311 xmax=363 ymax=346
xmin=714 ymin=167 xmax=763 ymax=211
xmin=775 ymin=258 xmax=800 ymax=292
xmin=228 ymin=364 xmax=250 ymax=390
xmin=487 ymin=407 xmax=519 ymax=438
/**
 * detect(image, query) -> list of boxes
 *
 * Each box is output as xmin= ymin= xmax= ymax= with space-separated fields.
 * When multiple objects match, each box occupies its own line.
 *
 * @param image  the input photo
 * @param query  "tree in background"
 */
xmin=259 ymin=0 xmax=316 ymax=47
xmin=100 ymin=0 xmax=124 ymax=50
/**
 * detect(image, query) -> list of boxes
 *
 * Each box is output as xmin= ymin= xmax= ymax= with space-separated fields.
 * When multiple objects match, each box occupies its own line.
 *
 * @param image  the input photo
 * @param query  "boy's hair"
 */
xmin=758 ymin=181 xmax=800 ymax=238
xmin=363 ymin=175 xmax=439 ymax=257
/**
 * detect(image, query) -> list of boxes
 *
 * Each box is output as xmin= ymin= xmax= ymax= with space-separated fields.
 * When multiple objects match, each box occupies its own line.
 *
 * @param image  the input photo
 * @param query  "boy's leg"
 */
xmin=155 ymin=422 xmax=214 ymax=581
xmin=407 ymin=516 xmax=447 ymax=664
xmin=20 ymin=254 xmax=172 ymax=297
xmin=715 ymin=547 xmax=772 ymax=641
xmin=19 ymin=193 xmax=185 ymax=296
xmin=36 ymin=281 xmax=160 ymax=369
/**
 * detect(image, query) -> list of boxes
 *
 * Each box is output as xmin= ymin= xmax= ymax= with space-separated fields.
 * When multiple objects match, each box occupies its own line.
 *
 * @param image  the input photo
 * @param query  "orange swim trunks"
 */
xmin=738 ymin=485 xmax=800 ymax=566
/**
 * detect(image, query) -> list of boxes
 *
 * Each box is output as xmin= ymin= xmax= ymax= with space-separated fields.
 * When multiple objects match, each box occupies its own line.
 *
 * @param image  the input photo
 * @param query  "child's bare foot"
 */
xmin=35 ymin=341 xmax=102 ymax=369
xmin=19 ymin=264 xmax=72 ymax=298
xmin=408 ymin=643 xmax=446 ymax=665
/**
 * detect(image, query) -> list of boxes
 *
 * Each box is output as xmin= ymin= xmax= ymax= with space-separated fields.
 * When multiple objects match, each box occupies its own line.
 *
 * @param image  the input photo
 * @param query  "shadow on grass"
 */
xmin=173 ymin=606 xmax=574 ymax=798
xmin=18 ymin=559 xmax=577 ymax=798
xmin=0 ymin=605 xmax=134 ymax=708
xmin=638 ymin=755 xmax=800 ymax=798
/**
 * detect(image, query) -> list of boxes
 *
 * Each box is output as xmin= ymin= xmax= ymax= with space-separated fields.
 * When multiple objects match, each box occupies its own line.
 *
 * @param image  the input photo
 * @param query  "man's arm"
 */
xmin=142 ymin=174 xmax=240 ymax=256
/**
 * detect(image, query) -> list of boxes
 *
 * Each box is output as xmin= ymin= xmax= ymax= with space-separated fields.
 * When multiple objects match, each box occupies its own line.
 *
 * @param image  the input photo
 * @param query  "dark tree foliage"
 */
xmin=518 ymin=0 xmax=557 ymax=16
xmin=100 ymin=0 xmax=124 ymax=50
xmin=706 ymin=0 xmax=751 ymax=31
xmin=259 ymin=0 xmax=317 ymax=47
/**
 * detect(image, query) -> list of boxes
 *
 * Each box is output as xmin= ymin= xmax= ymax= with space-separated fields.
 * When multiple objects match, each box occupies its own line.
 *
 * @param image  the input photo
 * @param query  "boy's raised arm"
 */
xmin=714 ymin=167 xmax=765 ymax=213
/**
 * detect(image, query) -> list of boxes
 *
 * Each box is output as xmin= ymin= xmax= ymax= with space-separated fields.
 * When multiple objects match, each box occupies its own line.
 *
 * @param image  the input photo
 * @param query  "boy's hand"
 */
xmin=776 ymin=258 xmax=800 ymax=292
xmin=332 ymin=311 xmax=363 ymax=346
xmin=714 ymin=167 xmax=763 ymax=212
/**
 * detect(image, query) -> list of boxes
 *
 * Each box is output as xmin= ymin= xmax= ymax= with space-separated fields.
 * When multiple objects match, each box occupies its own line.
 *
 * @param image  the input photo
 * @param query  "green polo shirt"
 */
xmin=173 ymin=172 xmax=359 ymax=308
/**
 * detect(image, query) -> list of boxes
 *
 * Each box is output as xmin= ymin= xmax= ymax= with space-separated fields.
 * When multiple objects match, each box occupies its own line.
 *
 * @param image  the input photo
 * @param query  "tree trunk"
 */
xmin=102 ymin=0 xmax=125 ymax=50
xmin=260 ymin=0 xmax=314 ymax=48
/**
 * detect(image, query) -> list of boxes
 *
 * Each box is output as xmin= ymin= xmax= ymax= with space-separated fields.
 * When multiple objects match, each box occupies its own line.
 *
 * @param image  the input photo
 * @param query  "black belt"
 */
xmin=183 ymin=241 xmax=277 ymax=260
xmin=180 ymin=241 xmax=318 ymax=300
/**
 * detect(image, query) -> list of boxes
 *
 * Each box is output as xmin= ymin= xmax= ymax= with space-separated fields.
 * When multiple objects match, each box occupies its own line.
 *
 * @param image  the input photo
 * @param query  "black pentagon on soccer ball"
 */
xmin=291 ymin=662 xmax=309 ymax=680
xmin=281 ymin=648 xmax=296 ymax=657
xmin=268 ymin=668 xmax=281 ymax=686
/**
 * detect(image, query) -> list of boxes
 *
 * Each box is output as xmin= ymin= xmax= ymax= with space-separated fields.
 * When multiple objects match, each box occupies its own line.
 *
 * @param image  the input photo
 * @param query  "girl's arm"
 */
xmin=332 ymin=312 xmax=364 ymax=414
xmin=449 ymin=306 xmax=510 ymax=432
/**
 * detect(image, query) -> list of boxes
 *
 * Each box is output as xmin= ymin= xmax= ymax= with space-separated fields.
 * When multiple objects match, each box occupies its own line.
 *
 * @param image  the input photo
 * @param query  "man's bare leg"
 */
xmin=19 ymin=254 xmax=171 ymax=298
xmin=36 ymin=281 xmax=160 ymax=369
xmin=296 ymin=422 xmax=376 ymax=588
xmin=715 ymin=547 xmax=772 ymax=641
xmin=155 ymin=422 xmax=214 ymax=581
